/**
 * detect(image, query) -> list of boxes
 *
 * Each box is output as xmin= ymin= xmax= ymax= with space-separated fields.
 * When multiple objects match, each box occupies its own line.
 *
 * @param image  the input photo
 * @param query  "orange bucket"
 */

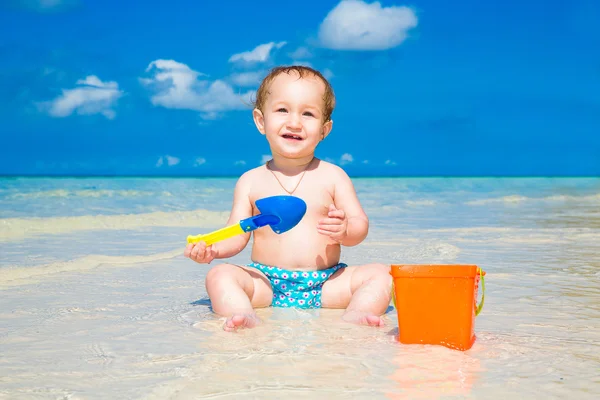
xmin=390 ymin=264 xmax=486 ymax=351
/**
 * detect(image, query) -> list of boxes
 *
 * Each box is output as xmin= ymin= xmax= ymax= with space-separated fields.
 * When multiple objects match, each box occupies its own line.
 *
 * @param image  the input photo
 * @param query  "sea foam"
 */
xmin=0 ymin=209 xmax=229 ymax=242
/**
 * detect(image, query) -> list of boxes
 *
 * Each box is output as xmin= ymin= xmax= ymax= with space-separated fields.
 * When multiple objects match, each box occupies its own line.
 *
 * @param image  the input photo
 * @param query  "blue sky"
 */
xmin=1 ymin=0 xmax=599 ymax=176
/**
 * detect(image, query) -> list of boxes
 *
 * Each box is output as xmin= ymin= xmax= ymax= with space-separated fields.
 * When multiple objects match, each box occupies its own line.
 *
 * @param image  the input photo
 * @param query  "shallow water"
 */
xmin=1 ymin=177 xmax=599 ymax=399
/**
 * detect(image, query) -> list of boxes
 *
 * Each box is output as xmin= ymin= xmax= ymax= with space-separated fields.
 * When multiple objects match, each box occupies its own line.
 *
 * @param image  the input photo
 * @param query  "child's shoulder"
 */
xmin=241 ymin=164 xmax=266 ymax=177
xmin=316 ymin=158 xmax=351 ymax=179
xmin=234 ymin=164 xmax=267 ymax=186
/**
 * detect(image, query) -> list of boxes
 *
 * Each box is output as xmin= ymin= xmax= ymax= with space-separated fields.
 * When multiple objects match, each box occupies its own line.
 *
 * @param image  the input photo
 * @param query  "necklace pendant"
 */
xmin=267 ymin=158 xmax=313 ymax=195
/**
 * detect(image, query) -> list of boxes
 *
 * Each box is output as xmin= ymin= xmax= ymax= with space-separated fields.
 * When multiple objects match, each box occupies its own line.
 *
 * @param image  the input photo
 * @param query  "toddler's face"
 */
xmin=254 ymin=72 xmax=332 ymax=159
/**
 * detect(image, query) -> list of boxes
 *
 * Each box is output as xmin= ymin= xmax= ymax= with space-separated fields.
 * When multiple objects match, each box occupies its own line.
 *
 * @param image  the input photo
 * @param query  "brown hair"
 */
xmin=253 ymin=65 xmax=335 ymax=121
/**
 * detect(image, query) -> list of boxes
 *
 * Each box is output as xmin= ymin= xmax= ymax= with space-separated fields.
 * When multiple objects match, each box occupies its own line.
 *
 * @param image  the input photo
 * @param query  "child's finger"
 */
xmin=318 ymin=219 xmax=343 ymax=228
xmin=328 ymin=209 xmax=345 ymax=219
xmin=317 ymin=228 xmax=334 ymax=236
xmin=207 ymin=247 xmax=217 ymax=263
xmin=319 ymin=217 xmax=343 ymax=225
xmin=317 ymin=224 xmax=343 ymax=234
xmin=191 ymin=243 xmax=205 ymax=259
xmin=184 ymin=243 xmax=194 ymax=258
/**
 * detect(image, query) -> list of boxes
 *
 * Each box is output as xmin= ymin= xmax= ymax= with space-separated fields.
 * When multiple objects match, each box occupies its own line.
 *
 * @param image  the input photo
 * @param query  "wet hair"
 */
xmin=253 ymin=65 xmax=335 ymax=121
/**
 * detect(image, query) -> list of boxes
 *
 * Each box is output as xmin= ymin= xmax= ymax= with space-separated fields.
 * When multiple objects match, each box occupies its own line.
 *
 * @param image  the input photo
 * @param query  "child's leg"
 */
xmin=205 ymin=263 xmax=273 ymax=331
xmin=321 ymin=263 xmax=392 ymax=326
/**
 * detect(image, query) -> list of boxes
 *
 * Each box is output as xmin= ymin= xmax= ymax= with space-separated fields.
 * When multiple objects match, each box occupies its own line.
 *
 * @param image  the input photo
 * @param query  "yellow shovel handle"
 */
xmin=186 ymin=223 xmax=245 ymax=246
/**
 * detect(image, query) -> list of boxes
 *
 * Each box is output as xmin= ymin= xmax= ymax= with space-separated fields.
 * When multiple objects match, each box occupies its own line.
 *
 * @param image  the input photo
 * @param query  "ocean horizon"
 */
xmin=3 ymin=173 xmax=600 ymax=178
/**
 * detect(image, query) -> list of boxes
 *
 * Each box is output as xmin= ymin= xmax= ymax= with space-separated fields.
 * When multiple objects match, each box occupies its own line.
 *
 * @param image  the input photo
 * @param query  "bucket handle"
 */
xmin=475 ymin=268 xmax=485 ymax=316
xmin=389 ymin=268 xmax=486 ymax=315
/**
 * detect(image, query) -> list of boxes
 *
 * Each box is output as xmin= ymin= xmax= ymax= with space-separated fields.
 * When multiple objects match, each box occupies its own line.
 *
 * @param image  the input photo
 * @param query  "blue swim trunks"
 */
xmin=247 ymin=262 xmax=347 ymax=309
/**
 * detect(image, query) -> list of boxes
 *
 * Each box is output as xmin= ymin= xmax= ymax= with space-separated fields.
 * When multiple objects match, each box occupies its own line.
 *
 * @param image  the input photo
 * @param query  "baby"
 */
xmin=184 ymin=65 xmax=392 ymax=331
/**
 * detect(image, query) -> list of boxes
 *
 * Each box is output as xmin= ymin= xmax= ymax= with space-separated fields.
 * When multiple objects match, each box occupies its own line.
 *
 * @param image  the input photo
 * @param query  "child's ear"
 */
xmin=321 ymin=119 xmax=333 ymax=140
xmin=252 ymin=108 xmax=266 ymax=135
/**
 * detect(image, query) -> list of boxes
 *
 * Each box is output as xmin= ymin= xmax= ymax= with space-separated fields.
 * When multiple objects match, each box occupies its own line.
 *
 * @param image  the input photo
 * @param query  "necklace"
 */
xmin=266 ymin=158 xmax=313 ymax=195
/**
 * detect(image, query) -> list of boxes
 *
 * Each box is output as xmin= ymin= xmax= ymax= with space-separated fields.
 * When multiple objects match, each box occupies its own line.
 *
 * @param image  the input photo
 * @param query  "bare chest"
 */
xmin=249 ymin=171 xmax=334 ymax=222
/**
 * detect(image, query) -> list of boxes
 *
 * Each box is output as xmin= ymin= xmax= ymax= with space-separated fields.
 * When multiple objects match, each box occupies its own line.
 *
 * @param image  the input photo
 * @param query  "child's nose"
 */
xmin=286 ymin=114 xmax=302 ymax=129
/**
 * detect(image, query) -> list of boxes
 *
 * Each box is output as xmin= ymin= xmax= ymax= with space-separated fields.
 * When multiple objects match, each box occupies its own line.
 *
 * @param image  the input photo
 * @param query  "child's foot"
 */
xmin=223 ymin=314 xmax=260 ymax=332
xmin=342 ymin=310 xmax=385 ymax=327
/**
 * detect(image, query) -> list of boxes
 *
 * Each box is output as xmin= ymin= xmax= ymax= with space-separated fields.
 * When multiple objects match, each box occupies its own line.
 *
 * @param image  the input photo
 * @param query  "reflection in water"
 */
xmin=385 ymin=339 xmax=482 ymax=399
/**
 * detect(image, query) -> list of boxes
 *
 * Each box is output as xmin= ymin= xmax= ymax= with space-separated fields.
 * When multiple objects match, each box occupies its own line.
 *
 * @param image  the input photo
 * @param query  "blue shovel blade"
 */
xmin=240 ymin=195 xmax=307 ymax=234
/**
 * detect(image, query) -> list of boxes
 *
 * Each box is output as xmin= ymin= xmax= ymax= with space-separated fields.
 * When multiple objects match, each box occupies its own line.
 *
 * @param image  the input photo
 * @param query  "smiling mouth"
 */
xmin=282 ymin=134 xmax=302 ymax=140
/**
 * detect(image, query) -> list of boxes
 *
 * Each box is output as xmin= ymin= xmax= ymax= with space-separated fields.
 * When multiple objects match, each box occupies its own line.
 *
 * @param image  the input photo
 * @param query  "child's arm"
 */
xmin=334 ymin=171 xmax=369 ymax=246
xmin=185 ymin=172 xmax=253 ymax=264
xmin=318 ymin=166 xmax=369 ymax=247
xmin=211 ymin=172 xmax=254 ymax=259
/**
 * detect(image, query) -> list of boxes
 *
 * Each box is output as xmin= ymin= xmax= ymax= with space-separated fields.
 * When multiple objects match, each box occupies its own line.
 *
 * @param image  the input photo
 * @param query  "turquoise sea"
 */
xmin=1 ymin=177 xmax=599 ymax=399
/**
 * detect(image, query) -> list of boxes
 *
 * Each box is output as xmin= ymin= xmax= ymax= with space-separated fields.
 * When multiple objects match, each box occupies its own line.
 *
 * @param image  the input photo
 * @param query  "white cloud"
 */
xmin=141 ymin=59 xmax=254 ymax=117
xmin=288 ymin=47 xmax=313 ymax=59
xmin=235 ymin=160 xmax=247 ymax=166
xmin=291 ymin=60 xmax=313 ymax=68
xmin=322 ymin=68 xmax=334 ymax=80
xmin=318 ymin=0 xmax=418 ymax=50
xmin=260 ymin=155 xmax=271 ymax=165
xmin=200 ymin=111 xmax=220 ymax=120
xmin=385 ymin=159 xmax=397 ymax=166
xmin=156 ymin=155 xmax=180 ymax=167
xmin=229 ymin=41 xmax=287 ymax=64
xmin=229 ymin=71 xmax=265 ymax=87
xmin=340 ymin=153 xmax=354 ymax=165
xmin=42 ymin=75 xmax=123 ymax=119
xmin=194 ymin=157 xmax=206 ymax=166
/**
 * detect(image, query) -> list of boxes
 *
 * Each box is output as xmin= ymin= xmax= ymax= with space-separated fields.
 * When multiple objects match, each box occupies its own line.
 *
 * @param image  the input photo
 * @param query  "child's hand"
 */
xmin=184 ymin=241 xmax=217 ymax=264
xmin=317 ymin=204 xmax=348 ymax=243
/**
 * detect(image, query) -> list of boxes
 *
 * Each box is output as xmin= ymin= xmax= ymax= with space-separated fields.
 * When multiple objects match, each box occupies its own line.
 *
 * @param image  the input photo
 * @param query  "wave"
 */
xmin=0 ymin=249 xmax=182 ymax=287
xmin=405 ymin=200 xmax=437 ymax=207
xmin=467 ymin=193 xmax=600 ymax=206
xmin=368 ymin=200 xmax=438 ymax=212
xmin=417 ymin=226 xmax=600 ymax=245
xmin=5 ymin=189 xmax=173 ymax=199
xmin=0 ymin=209 xmax=229 ymax=242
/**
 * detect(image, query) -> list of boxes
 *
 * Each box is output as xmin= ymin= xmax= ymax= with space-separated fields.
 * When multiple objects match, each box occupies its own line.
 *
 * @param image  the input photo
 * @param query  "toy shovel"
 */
xmin=186 ymin=195 xmax=307 ymax=245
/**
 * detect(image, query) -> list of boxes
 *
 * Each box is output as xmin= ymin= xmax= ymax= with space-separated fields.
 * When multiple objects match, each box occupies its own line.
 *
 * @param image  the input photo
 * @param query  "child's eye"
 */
xmin=276 ymin=108 xmax=287 ymax=113
xmin=303 ymin=111 xmax=314 ymax=117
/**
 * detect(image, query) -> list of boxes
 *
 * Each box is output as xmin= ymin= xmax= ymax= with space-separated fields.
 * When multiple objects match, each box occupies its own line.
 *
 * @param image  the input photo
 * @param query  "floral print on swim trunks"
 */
xmin=247 ymin=262 xmax=348 ymax=309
